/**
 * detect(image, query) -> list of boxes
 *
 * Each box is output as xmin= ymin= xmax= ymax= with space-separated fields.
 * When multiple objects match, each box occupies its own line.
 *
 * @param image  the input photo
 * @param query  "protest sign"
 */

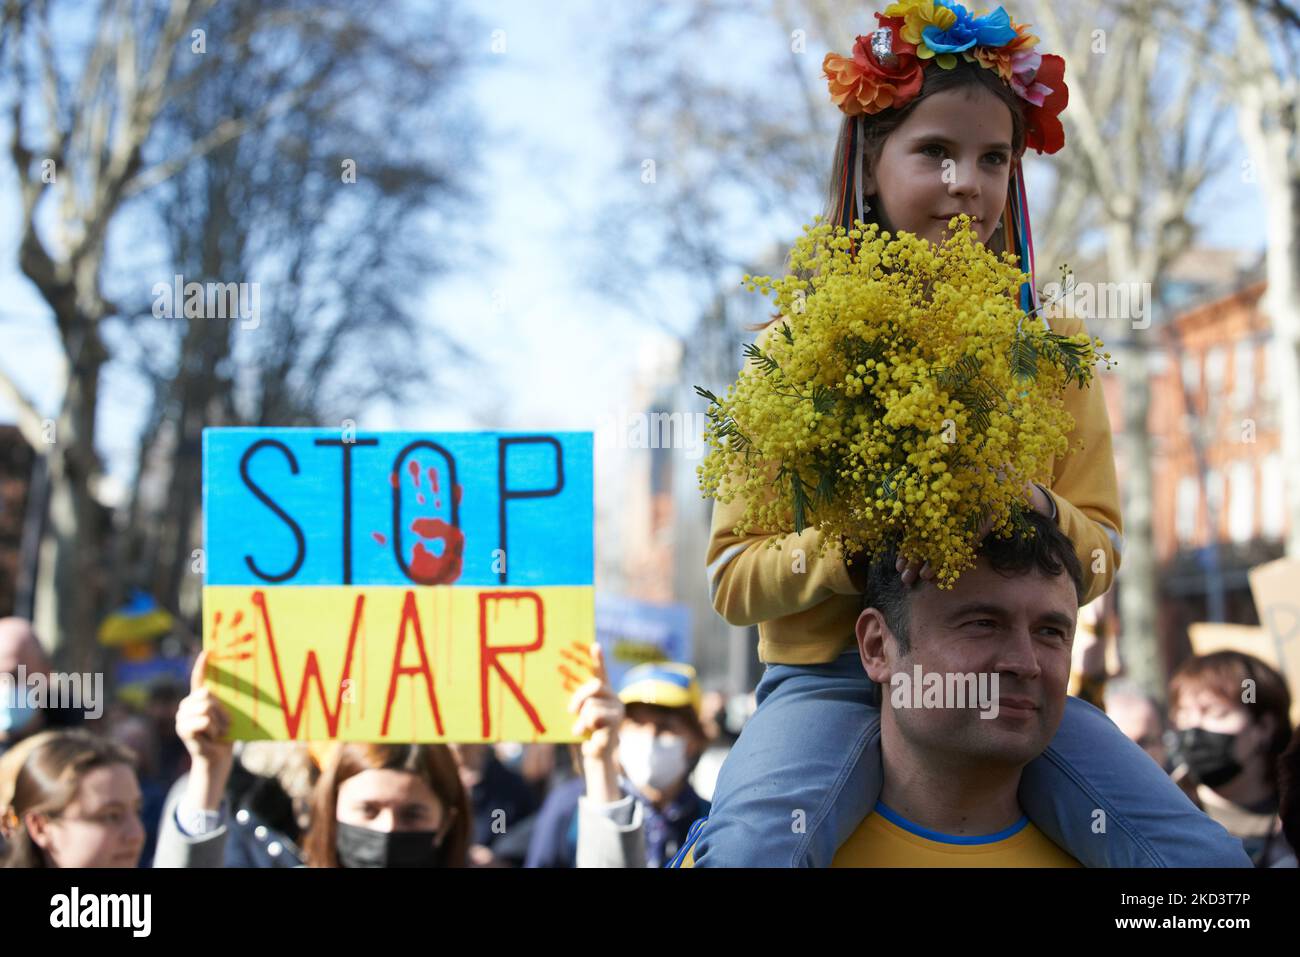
xmin=203 ymin=429 xmax=594 ymax=741
xmin=594 ymin=595 xmax=692 ymax=691
xmin=1247 ymin=557 xmax=1300 ymax=724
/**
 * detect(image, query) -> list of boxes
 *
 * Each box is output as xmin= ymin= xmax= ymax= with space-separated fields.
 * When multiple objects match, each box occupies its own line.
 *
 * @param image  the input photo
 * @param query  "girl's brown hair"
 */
xmin=1169 ymin=651 xmax=1294 ymax=792
xmin=301 ymin=743 xmax=471 ymax=868
xmin=1 ymin=730 xmax=139 ymax=868
xmin=752 ymin=57 xmax=1028 ymax=331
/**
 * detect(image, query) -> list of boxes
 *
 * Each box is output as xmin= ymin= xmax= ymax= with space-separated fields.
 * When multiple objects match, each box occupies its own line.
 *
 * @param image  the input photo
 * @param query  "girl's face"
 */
xmin=863 ymin=85 xmax=1016 ymax=249
xmin=26 ymin=763 xmax=145 ymax=867
xmin=336 ymin=768 xmax=446 ymax=833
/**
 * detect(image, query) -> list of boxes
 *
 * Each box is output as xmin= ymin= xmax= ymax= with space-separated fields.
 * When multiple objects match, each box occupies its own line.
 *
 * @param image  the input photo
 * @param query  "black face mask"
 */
xmin=1174 ymin=727 xmax=1244 ymax=788
xmin=335 ymin=821 xmax=447 ymax=868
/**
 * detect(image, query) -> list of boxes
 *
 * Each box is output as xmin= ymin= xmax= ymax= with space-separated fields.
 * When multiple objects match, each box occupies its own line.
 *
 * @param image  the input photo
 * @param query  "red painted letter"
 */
xmin=381 ymin=590 xmax=445 ymax=736
xmin=255 ymin=590 xmax=364 ymax=740
xmin=479 ymin=591 xmax=546 ymax=738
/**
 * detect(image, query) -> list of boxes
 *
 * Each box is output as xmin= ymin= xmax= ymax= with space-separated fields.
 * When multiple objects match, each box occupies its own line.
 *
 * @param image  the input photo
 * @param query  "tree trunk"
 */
xmin=1110 ymin=234 xmax=1166 ymax=700
xmin=1263 ymin=171 xmax=1300 ymax=558
xmin=35 ymin=341 xmax=107 ymax=674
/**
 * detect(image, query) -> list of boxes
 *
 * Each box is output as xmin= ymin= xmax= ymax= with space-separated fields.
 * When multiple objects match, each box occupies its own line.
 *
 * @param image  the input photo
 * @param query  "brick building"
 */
xmin=1145 ymin=278 xmax=1287 ymax=658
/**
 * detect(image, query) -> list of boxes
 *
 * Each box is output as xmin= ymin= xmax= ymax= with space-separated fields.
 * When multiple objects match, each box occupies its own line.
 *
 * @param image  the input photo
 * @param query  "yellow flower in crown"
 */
xmin=884 ymin=0 xmax=957 ymax=61
xmin=885 ymin=0 xmax=1017 ymax=70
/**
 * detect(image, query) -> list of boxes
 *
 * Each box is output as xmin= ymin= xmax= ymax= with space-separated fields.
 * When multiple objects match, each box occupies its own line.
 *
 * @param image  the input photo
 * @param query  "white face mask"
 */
xmin=0 ymin=681 xmax=36 ymax=736
xmin=619 ymin=731 xmax=688 ymax=793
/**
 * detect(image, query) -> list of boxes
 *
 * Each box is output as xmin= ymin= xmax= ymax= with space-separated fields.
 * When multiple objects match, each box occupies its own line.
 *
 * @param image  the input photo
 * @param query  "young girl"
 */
xmin=695 ymin=2 xmax=1251 ymax=867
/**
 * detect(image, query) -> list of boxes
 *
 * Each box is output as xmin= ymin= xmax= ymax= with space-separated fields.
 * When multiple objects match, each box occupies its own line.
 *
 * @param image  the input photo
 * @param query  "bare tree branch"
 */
xmin=0 ymin=364 xmax=51 ymax=452
xmin=123 ymin=82 xmax=325 ymax=199
xmin=1034 ymin=3 xmax=1127 ymax=217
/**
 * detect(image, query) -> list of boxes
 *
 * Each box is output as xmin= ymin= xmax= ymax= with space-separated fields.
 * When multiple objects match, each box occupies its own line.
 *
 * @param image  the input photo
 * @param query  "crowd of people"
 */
xmin=1 ymin=584 xmax=1297 ymax=868
xmin=0 ymin=615 xmax=739 ymax=868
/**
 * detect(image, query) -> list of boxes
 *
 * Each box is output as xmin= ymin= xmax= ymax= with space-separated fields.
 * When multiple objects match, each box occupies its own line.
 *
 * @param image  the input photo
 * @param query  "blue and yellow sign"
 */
xmin=202 ymin=429 xmax=595 ymax=742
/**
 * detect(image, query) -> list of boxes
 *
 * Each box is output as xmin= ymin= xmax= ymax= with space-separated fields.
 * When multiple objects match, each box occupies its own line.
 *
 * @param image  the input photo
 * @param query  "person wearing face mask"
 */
xmin=1 ymin=730 xmax=147 ymax=867
xmin=1168 ymin=651 xmax=1296 ymax=868
xmin=154 ymin=650 xmax=471 ymax=867
xmin=302 ymin=741 xmax=469 ymax=868
xmin=0 ymin=618 xmax=82 ymax=758
xmin=526 ymin=657 xmax=710 ymax=868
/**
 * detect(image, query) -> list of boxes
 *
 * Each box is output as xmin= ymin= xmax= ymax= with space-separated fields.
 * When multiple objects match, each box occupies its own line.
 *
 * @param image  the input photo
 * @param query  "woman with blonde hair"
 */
xmin=2 ymin=730 xmax=146 ymax=868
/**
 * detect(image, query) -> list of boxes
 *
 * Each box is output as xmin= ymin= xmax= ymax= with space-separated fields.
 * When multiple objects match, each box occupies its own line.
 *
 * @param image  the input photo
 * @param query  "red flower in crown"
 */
xmin=1021 ymin=53 xmax=1068 ymax=154
xmin=822 ymin=14 xmax=924 ymax=116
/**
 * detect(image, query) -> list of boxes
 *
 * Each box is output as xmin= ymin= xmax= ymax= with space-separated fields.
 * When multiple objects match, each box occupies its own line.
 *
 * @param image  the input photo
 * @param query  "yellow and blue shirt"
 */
xmin=671 ymin=803 xmax=1081 ymax=868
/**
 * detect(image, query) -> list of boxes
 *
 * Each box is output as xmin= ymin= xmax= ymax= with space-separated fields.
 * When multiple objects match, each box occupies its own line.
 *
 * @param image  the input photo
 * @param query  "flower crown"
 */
xmin=823 ymin=0 xmax=1068 ymax=154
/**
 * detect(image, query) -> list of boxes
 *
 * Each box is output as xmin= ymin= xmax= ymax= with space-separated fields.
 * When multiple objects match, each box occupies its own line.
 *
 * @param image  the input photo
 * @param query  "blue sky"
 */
xmin=0 ymin=0 xmax=1269 ymax=503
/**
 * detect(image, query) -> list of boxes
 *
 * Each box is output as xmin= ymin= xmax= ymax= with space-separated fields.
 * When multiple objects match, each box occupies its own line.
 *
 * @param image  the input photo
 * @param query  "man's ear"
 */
xmin=855 ymin=608 xmax=894 ymax=685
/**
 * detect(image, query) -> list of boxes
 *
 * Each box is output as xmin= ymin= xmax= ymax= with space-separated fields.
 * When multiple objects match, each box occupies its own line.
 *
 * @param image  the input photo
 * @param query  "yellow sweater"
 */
xmin=705 ymin=312 xmax=1124 ymax=665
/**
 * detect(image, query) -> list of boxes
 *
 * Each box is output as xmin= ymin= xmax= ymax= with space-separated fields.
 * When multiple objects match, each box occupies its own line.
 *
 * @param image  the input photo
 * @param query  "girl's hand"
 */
xmin=895 ymin=553 xmax=936 ymax=586
xmin=176 ymin=649 xmax=235 ymax=811
xmin=1023 ymin=480 xmax=1054 ymax=517
xmin=568 ymin=644 xmax=624 ymax=804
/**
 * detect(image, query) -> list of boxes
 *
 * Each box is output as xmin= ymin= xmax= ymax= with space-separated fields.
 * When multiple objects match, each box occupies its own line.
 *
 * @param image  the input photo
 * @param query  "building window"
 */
xmin=1233 ymin=341 xmax=1254 ymax=410
xmin=1180 ymin=351 xmax=1200 ymax=398
xmin=1227 ymin=460 xmax=1254 ymax=544
xmin=1261 ymin=453 xmax=1285 ymax=540
xmin=1205 ymin=468 xmax=1225 ymax=542
xmin=1205 ymin=346 xmax=1226 ymax=395
xmin=1204 ymin=347 xmax=1227 ymax=424
xmin=1261 ymin=340 xmax=1280 ymax=401
xmin=1176 ymin=475 xmax=1199 ymax=545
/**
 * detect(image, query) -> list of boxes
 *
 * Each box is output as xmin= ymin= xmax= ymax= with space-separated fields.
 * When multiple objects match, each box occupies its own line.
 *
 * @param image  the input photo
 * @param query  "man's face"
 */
xmin=0 ymin=618 xmax=46 ymax=675
xmin=856 ymin=559 xmax=1077 ymax=769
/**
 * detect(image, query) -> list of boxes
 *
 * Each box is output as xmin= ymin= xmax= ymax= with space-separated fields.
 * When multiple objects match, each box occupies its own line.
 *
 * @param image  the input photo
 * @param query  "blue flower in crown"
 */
xmin=922 ymin=1 xmax=1017 ymax=56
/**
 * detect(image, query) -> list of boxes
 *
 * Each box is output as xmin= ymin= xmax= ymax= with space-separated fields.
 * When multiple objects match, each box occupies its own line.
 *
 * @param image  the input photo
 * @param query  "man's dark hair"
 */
xmin=852 ymin=510 xmax=1085 ymax=654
